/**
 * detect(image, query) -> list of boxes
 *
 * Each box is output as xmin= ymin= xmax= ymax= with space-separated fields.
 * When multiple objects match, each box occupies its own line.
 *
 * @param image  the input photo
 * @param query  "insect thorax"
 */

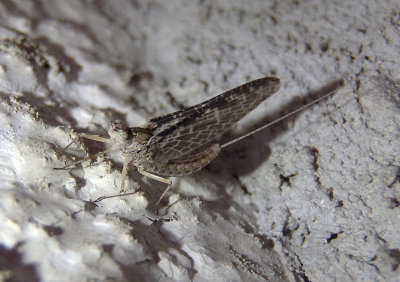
xmin=107 ymin=121 xmax=220 ymax=177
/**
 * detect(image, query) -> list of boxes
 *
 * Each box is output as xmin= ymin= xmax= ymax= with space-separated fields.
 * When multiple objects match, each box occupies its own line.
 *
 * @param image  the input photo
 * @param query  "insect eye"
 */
xmin=137 ymin=132 xmax=151 ymax=142
xmin=108 ymin=121 xmax=131 ymax=140
xmin=118 ymin=131 xmax=129 ymax=140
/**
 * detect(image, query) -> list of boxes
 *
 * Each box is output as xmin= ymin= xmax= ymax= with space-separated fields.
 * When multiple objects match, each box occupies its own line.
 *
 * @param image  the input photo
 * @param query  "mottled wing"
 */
xmin=148 ymin=77 xmax=280 ymax=160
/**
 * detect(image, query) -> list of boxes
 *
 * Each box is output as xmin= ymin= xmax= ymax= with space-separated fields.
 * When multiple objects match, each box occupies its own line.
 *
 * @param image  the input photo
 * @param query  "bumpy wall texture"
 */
xmin=0 ymin=1 xmax=399 ymax=281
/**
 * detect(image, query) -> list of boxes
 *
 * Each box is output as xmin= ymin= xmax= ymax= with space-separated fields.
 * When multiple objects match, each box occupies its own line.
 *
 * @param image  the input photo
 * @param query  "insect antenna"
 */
xmin=221 ymin=78 xmax=345 ymax=149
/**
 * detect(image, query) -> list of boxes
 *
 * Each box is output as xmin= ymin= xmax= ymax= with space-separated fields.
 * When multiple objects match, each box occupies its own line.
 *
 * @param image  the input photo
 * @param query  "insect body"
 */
xmin=58 ymin=76 xmax=340 ymax=205
xmin=75 ymin=77 xmax=280 ymax=204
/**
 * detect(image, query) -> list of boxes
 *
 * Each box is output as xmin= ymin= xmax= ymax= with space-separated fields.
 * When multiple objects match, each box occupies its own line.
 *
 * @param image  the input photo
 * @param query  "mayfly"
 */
xmin=57 ymin=77 xmax=343 ymax=205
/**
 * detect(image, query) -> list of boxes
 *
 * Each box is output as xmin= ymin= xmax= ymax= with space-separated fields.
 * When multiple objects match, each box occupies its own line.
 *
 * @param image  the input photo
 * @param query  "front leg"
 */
xmin=92 ymin=158 xmax=134 ymax=202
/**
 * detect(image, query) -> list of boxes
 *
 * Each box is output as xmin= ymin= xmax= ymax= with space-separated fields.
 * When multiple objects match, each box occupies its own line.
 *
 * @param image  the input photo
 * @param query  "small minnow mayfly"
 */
xmin=56 ymin=77 xmax=343 ymax=205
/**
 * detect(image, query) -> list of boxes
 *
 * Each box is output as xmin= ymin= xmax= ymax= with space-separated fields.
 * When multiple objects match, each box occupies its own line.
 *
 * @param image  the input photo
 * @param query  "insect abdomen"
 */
xmin=153 ymin=144 xmax=221 ymax=176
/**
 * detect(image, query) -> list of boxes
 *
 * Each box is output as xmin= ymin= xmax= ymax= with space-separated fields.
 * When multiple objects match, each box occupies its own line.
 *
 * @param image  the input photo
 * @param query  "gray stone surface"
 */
xmin=0 ymin=0 xmax=398 ymax=281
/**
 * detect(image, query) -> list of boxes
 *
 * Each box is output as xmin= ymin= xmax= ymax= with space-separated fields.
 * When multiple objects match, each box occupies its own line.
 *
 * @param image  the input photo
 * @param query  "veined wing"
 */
xmin=147 ymin=77 xmax=280 ymax=160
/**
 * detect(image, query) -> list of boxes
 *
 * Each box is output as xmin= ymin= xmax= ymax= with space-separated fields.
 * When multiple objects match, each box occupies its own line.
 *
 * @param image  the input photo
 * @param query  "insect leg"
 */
xmin=54 ymin=147 xmax=118 ymax=170
xmin=80 ymin=133 xmax=112 ymax=143
xmin=138 ymin=168 xmax=172 ymax=205
xmin=92 ymin=159 xmax=135 ymax=202
xmin=120 ymin=158 xmax=132 ymax=191
xmin=55 ymin=131 xmax=116 ymax=170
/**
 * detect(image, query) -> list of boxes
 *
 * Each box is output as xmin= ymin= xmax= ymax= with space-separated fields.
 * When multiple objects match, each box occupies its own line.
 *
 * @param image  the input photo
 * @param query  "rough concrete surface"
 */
xmin=0 ymin=0 xmax=399 ymax=281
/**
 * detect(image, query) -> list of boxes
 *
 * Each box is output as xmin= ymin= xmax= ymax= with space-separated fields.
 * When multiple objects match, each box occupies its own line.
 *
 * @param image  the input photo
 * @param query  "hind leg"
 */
xmin=138 ymin=168 xmax=172 ymax=205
